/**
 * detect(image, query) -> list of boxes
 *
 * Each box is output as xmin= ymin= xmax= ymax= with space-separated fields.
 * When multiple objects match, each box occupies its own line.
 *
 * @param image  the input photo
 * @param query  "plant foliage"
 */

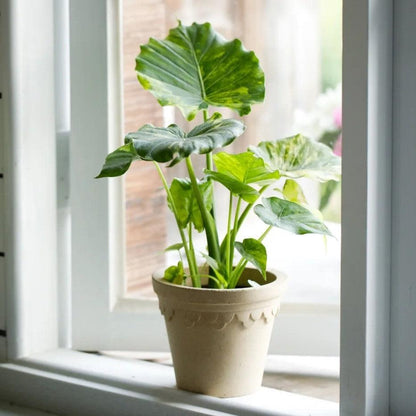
xmin=97 ymin=21 xmax=341 ymax=289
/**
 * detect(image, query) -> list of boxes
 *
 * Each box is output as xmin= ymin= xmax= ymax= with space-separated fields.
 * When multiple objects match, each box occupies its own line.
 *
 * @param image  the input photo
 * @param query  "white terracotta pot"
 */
xmin=152 ymin=268 xmax=287 ymax=397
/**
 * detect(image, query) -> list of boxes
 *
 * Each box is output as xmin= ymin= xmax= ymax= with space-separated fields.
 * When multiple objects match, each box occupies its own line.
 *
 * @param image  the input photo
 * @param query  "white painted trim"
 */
xmin=54 ymin=0 xmax=71 ymax=349
xmin=389 ymin=0 xmax=416 ymax=413
xmin=340 ymin=0 xmax=392 ymax=414
xmin=2 ymin=0 xmax=59 ymax=359
xmin=68 ymin=0 xmax=172 ymax=351
xmin=0 ymin=349 xmax=338 ymax=416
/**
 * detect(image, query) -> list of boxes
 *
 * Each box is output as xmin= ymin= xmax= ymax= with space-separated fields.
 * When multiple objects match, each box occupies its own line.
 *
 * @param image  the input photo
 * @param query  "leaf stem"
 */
xmin=229 ymin=196 xmax=242 ymax=274
xmin=237 ymin=185 xmax=269 ymax=230
xmin=185 ymin=156 xmax=221 ymax=263
xmin=203 ymin=109 xmax=217 ymax=230
xmin=153 ymin=162 xmax=200 ymax=287
xmin=259 ymin=225 xmax=273 ymax=242
xmin=225 ymin=191 xmax=233 ymax=278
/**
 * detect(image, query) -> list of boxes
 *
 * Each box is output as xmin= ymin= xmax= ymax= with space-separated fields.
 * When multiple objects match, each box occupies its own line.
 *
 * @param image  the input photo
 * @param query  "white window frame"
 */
xmin=2 ymin=0 xmax=411 ymax=414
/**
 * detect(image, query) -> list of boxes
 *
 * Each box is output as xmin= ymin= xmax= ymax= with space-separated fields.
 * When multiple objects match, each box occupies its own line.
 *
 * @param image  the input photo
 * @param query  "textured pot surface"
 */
xmin=152 ymin=268 xmax=287 ymax=397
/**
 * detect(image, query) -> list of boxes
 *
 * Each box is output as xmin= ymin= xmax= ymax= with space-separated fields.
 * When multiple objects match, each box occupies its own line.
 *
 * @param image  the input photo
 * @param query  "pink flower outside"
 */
xmin=333 ymin=107 xmax=342 ymax=129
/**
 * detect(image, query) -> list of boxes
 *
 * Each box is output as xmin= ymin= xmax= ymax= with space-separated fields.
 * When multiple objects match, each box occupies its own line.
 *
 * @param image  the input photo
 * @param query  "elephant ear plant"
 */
xmin=97 ymin=21 xmax=341 ymax=290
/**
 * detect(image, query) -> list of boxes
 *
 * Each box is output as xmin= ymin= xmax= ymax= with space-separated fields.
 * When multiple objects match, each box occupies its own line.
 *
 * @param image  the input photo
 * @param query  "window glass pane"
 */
xmin=122 ymin=0 xmax=342 ymax=309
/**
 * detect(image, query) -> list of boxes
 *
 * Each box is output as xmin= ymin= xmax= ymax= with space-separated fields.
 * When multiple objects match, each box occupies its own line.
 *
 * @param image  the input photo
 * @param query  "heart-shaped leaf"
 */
xmin=282 ymin=179 xmax=307 ymax=205
xmin=96 ymin=115 xmax=245 ymax=177
xmin=169 ymin=178 xmax=213 ymax=232
xmin=254 ymin=197 xmax=333 ymax=236
xmin=205 ymin=151 xmax=279 ymax=202
xmin=250 ymin=134 xmax=341 ymax=182
xmin=136 ymin=21 xmax=265 ymax=120
xmin=235 ymin=238 xmax=267 ymax=279
xmin=213 ymin=152 xmax=280 ymax=185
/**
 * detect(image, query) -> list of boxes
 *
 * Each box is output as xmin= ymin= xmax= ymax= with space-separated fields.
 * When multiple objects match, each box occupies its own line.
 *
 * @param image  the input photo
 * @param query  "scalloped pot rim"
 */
xmin=152 ymin=267 xmax=288 ymax=293
xmin=152 ymin=268 xmax=288 ymax=308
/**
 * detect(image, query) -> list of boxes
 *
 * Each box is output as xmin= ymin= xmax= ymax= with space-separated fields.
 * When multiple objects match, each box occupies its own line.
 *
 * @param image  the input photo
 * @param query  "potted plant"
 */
xmin=97 ymin=21 xmax=340 ymax=398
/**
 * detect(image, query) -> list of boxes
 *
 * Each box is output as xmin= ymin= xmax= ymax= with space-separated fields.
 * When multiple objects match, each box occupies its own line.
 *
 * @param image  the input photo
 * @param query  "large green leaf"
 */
xmin=136 ymin=21 xmax=265 ymax=120
xmin=126 ymin=115 xmax=244 ymax=166
xmin=169 ymin=178 xmax=213 ymax=232
xmin=250 ymin=134 xmax=341 ymax=182
xmin=254 ymin=197 xmax=333 ymax=236
xmin=96 ymin=116 xmax=245 ymax=177
xmin=205 ymin=151 xmax=279 ymax=202
xmin=235 ymin=238 xmax=267 ymax=279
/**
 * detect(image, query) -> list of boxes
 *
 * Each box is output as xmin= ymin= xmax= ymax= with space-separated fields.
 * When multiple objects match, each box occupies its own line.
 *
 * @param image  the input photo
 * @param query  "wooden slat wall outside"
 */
xmin=123 ymin=0 xmax=167 ymax=295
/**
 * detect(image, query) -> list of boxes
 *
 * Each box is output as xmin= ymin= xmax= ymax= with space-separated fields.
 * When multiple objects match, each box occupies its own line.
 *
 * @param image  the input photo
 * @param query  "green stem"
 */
xmin=203 ymin=108 xmax=217 ymax=228
xmin=225 ymin=191 xmax=233 ymax=278
xmin=203 ymin=110 xmax=213 ymax=171
xmin=228 ymin=196 xmax=242 ymax=274
xmin=258 ymin=225 xmax=273 ymax=242
xmin=237 ymin=185 xmax=269 ymax=230
xmin=187 ymin=223 xmax=200 ymax=285
xmin=153 ymin=162 xmax=200 ymax=287
xmin=185 ymin=157 xmax=221 ymax=264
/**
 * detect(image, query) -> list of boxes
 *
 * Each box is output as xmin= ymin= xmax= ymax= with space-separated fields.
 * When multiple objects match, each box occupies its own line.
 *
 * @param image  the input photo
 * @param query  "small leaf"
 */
xmin=169 ymin=178 xmax=213 ymax=231
xmin=164 ymin=243 xmax=184 ymax=252
xmin=254 ymin=197 xmax=333 ymax=236
xmin=96 ymin=143 xmax=138 ymax=178
xmin=204 ymin=171 xmax=259 ymax=203
xmin=200 ymin=253 xmax=219 ymax=271
xmin=283 ymin=179 xmax=307 ymax=205
xmin=235 ymin=238 xmax=267 ymax=279
xmin=250 ymin=134 xmax=341 ymax=182
xmin=163 ymin=261 xmax=185 ymax=285
xmin=136 ymin=21 xmax=265 ymax=120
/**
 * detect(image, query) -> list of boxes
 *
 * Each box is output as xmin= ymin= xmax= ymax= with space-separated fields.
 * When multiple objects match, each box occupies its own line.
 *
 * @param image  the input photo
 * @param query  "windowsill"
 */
xmin=101 ymin=351 xmax=340 ymax=403
xmin=0 ymin=349 xmax=339 ymax=416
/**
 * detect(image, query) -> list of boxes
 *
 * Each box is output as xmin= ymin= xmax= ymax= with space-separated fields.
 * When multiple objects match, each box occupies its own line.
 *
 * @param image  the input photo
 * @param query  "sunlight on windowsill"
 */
xmin=100 ymin=351 xmax=339 ymax=403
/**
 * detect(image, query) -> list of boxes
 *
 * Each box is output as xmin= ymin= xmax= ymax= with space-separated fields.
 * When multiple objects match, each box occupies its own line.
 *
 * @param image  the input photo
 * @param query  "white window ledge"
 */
xmin=0 ymin=349 xmax=338 ymax=416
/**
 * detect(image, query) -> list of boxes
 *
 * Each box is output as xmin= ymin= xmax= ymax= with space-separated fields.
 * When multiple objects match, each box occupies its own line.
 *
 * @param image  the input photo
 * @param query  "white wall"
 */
xmin=390 ymin=0 xmax=416 ymax=414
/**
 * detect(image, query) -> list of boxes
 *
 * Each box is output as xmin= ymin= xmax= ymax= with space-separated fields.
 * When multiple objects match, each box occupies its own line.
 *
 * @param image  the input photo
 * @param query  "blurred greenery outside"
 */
xmin=320 ymin=0 xmax=342 ymax=90
xmin=319 ymin=0 xmax=342 ymax=222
